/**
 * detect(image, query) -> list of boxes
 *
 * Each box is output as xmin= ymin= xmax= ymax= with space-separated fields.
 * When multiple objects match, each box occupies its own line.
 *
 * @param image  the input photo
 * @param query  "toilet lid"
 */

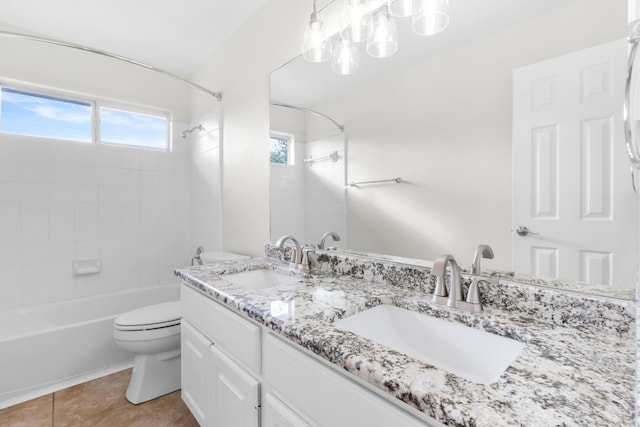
xmin=114 ymin=301 xmax=181 ymax=330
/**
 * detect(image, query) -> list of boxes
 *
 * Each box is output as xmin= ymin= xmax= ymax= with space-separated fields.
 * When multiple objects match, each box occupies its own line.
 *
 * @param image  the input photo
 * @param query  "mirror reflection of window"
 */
xmin=269 ymin=132 xmax=294 ymax=165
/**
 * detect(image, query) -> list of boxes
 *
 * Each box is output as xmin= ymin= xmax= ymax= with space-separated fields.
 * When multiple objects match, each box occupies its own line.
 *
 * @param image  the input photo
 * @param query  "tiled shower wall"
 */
xmin=270 ymin=134 xmax=346 ymax=247
xmin=0 ymin=119 xmax=220 ymax=312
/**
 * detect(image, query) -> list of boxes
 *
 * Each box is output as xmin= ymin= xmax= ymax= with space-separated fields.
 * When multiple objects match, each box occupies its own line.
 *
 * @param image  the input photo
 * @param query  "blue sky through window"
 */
xmin=100 ymin=107 xmax=168 ymax=150
xmin=1 ymin=88 xmax=92 ymax=142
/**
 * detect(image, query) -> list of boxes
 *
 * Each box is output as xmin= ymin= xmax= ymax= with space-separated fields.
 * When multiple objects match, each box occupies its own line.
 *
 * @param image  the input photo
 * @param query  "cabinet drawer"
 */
xmin=263 ymin=332 xmax=435 ymax=427
xmin=181 ymin=283 xmax=261 ymax=373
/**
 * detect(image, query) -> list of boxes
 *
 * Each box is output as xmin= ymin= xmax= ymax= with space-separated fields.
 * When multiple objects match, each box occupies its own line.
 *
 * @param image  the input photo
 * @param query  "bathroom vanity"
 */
xmin=175 ymin=251 xmax=635 ymax=426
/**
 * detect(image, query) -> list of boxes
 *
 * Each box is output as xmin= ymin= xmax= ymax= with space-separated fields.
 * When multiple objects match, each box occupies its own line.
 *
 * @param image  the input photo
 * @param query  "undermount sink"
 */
xmin=334 ymin=304 xmax=525 ymax=384
xmin=224 ymin=269 xmax=301 ymax=291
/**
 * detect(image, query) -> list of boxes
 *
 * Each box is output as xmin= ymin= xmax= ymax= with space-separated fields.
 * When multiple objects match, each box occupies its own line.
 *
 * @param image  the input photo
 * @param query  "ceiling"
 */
xmin=0 ymin=0 xmax=268 ymax=76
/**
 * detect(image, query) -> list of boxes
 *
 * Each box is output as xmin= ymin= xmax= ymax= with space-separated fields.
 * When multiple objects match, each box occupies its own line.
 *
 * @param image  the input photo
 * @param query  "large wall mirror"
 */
xmin=270 ymin=0 xmax=636 ymax=298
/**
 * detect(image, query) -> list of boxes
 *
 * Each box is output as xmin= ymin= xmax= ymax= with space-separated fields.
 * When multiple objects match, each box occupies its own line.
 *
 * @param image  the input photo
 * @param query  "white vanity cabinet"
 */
xmin=181 ymin=282 xmax=440 ymax=427
xmin=181 ymin=285 xmax=261 ymax=427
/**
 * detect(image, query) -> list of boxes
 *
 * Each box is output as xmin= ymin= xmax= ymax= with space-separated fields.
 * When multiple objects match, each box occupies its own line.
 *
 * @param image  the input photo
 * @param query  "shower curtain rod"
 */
xmin=0 ymin=31 xmax=222 ymax=101
xmin=271 ymin=102 xmax=344 ymax=132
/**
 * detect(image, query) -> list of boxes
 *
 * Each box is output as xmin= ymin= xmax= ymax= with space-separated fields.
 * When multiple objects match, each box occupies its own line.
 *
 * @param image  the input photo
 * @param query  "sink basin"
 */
xmin=224 ymin=269 xmax=301 ymax=290
xmin=334 ymin=305 xmax=525 ymax=384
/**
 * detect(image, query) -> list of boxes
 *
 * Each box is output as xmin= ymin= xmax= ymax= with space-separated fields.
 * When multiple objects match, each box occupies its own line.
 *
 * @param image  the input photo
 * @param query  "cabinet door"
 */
xmin=211 ymin=345 xmax=260 ymax=427
xmin=181 ymin=321 xmax=212 ymax=426
xmin=262 ymin=392 xmax=313 ymax=427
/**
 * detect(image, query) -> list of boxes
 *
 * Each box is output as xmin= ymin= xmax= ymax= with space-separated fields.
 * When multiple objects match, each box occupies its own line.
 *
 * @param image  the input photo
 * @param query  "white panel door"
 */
xmin=211 ymin=345 xmax=260 ymax=427
xmin=513 ymin=38 xmax=637 ymax=287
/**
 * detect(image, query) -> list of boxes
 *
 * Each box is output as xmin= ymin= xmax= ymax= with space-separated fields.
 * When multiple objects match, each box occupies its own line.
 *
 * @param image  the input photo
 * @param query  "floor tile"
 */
xmin=53 ymin=369 xmax=131 ymax=426
xmin=0 ymin=394 xmax=53 ymax=427
xmin=157 ymin=391 xmax=199 ymax=427
xmin=1 ymin=369 xmax=197 ymax=427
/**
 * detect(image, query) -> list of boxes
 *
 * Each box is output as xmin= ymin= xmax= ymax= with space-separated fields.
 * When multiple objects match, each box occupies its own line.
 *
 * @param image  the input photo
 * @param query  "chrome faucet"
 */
xmin=430 ymin=254 xmax=484 ymax=312
xmin=430 ymin=255 xmax=463 ymax=308
xmin=275 ymin=235 xmax=302 ymax=267
xmin=471 ymin=244 xmax=494 ymax=276
xmin=191 ymin=246 xmax=204 ymax=266
xmin=318 ymin=231 xmax=340 ymax=249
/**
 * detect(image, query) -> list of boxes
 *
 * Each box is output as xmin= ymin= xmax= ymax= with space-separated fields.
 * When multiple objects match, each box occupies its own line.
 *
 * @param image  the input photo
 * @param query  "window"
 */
xmin=0 ymin=84 xmax=171 ymax=151
xmin=0 ymin=88 xmax=92 ymax=142
xmin=270 ymin=133 xmax=293 ymax=165
xmin=100 ymin=106 xmax=169 ymax=150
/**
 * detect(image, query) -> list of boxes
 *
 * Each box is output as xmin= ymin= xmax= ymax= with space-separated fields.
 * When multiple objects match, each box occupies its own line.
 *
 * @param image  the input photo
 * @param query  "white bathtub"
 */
xmin=0 ymin=285 xmax=180 ymax=409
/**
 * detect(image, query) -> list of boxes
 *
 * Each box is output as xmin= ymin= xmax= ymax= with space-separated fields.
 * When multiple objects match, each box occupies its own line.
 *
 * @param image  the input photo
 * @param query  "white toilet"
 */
xmin=114 ymin=301 xmax=182 ymax=404
xmin=113 ymin=251 xmax=250 ymax=404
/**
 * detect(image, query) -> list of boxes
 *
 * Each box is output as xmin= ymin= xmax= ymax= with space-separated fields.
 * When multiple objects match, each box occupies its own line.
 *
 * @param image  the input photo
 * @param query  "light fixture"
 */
xmin=413 ymin=0 xmax=450 ymax=36
xmin=387 ymin=0 xmax=420 ymax=18
xmin=304 ymin=0 xmax=451 ymax=75
xmin=340 ymin=0 xmax=373 ymax=43
xmin=332 ymin=38 xmax=360 ymax=75
xmin=302 ymin=0 xmax=332 ymax=62
xmin=367 ymin=5 xmax=398 ymax=58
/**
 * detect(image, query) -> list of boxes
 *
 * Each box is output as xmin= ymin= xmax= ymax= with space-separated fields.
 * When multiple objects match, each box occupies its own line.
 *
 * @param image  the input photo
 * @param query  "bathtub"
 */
xmin=0 ymin=285 xmax=180 ymax=409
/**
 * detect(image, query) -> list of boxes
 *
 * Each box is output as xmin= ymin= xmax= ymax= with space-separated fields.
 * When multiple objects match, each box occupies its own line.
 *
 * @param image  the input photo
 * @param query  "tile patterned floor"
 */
xmin=0 ymin=369 xmax=198 ymax=427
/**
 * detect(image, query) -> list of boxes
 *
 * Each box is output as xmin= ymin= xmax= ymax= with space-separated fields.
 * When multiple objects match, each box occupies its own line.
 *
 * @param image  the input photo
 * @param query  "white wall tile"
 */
xmin=75 ymin=203 xmax=99 ymax=222
xmin=0 ymin=159 xmax=20 ymax=181
xmin=75 ymin=185 xmax=99 ymax=204
xmin=99 ymin=168 xmax=120 ymax=186
xmin=120 ymin=150 xmax=141 ymax=170
xmin=49 ymin=184 xmax=75 ymax=204
xmin=75 ymin=222 xmax=99 ymax=241
xmin=0 ymin=203 xmax=20 ymax=223
xmin=0 ymin=182 xmax=21 ymax=202
xmin=50 ymin=223 xmax=76 ymax=243
xmin=75 ymin=240 xmax=100 ymax=258
xmin=49 ymin=242 xmax=75 ymax=262
xmin=22 ymin=183 xmax=49 ymax=202
xmin=120 ymin=186 xmax=140 ymax=204
xmin=75 ymin=165 xmax=100 ymax=184
xmin=0 ymin=223 xmax=21 ymax=244
xmin=49 ymin=164 xmax=77 ymax=184
xmin=21 ymin=202 xmax=48 ymax=223
xmin=25 ymin=243 xmax=49 ymax=264
xmin=0 ymin=244 xmax=21 ymax=267
xmin=22 ymin=223 xmax=49 ymax=244
xmin=99 ymin=185 xmax=120 ymax=203
xmin=50 ymin=204 xmax=75 ymax=223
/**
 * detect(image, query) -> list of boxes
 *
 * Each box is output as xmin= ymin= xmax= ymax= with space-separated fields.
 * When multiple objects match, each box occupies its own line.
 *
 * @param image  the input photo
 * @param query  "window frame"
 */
xmin=0 ymin=80 xmax=173 ymax=152
xmin=269 ymin=131 xmax=295 ymax=165
xmin=97 ymin=102 xmax=172 ymax=151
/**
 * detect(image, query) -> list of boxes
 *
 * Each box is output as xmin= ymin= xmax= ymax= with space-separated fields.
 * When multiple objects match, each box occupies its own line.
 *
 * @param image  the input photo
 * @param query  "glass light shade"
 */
xmin=340 ymin=0 xmax=373 ymax=43
xmin=413 ymin=0 xmax=450 ymax=36
xmin=367 ymin=9 xmax=397 ymax=58
xmin=332 ymin=39 xmax=359 ymax=75
xmin=387 ymin=0 xmax=419 ymax=17
xmin=303 ymin=15 xmax=332 ymax=62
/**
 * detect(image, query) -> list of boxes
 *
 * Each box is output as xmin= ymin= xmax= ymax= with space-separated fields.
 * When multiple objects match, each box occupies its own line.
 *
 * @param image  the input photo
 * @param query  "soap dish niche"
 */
xmin=73 ymin=259 xmax=102 ymax=275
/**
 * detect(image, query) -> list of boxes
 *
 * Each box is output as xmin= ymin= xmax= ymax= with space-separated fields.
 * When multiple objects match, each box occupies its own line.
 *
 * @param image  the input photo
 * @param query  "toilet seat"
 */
xmin=114 ymin=301 xmax=181 ymax=332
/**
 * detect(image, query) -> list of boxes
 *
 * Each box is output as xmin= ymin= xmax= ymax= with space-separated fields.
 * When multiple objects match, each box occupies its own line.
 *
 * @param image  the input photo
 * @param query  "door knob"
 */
xmin=516 ymin=226 xmax=539 ymax=236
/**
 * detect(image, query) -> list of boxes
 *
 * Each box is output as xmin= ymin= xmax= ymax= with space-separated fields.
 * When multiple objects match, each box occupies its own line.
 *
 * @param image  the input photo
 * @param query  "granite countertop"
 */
xmin=174 ymin=257 xmax=635 ymax=427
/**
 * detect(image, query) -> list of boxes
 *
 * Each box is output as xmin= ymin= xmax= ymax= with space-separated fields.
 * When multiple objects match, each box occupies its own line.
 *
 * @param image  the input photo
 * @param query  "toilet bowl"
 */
xmin=113 ymin=252 xmax=249 ymax=404
xmin=113 ymin=301 xmax=182 ymax=404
